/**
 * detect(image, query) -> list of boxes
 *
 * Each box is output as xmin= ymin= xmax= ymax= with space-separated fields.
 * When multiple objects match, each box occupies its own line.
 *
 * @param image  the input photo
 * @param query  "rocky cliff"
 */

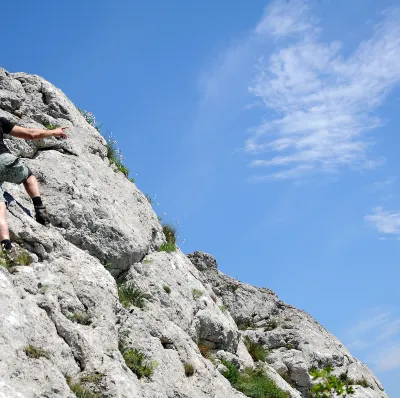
xmin=0 ymin=68 xmax=387 ymax=398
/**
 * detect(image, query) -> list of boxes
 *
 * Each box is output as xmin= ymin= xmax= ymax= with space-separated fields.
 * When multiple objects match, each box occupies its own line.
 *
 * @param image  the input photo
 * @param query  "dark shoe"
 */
xmin=34 ymin=205 xmax=50 ymax=225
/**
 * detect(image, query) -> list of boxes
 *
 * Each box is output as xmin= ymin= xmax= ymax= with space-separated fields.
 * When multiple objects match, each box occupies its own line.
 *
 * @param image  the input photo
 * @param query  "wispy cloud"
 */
xmin=246 ymin=1 xmax=400 ymax=180
xmin=365 ymin=207 xmax=400 ymax=235
xmin=345 ymin=308 xmax=400 ymax=372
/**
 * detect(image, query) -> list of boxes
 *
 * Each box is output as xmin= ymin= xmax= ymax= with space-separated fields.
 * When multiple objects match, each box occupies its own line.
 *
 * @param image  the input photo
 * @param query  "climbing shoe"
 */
xmin=34 ymin=205 xmax=50 ymax=226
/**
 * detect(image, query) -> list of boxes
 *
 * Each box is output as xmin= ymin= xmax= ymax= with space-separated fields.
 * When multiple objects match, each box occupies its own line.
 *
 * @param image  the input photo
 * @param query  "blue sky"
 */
xmin=2 ymin=0 xmax=400 ymax=395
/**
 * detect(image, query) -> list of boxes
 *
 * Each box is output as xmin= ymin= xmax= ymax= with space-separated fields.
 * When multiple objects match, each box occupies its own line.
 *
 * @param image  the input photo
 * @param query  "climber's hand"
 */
xmin=53 ymin=127 xmax=68 ymax=139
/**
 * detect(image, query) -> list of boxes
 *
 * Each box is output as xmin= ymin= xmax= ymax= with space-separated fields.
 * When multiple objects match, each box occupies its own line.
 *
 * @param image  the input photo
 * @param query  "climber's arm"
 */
xmin=10 ymin=126 xmax=68 ymax=140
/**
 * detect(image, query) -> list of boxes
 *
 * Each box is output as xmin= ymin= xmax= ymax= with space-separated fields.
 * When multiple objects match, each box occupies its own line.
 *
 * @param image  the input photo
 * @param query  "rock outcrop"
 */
xmin=0 ymin=68 xmax=387 ymax=397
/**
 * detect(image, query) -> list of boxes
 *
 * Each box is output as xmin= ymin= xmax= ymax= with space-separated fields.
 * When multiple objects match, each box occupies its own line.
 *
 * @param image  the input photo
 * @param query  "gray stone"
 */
xmin=0 ymin=68 xmax=387 ymax=398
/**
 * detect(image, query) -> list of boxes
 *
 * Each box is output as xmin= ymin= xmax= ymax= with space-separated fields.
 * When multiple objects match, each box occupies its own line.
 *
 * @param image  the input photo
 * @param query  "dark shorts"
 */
xmin=0 ymin=153 xmax=31 ymax=202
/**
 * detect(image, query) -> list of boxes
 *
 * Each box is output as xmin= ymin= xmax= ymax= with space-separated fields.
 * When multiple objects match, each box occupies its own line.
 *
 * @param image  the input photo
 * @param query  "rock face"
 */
xmin=0 ymin=68 xmax=387 ymax=398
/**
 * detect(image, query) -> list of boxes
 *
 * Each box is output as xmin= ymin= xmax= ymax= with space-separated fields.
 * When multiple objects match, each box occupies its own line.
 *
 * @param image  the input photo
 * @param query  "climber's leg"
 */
xmin=0 ymin=201 xmax=11 ymax=249
xmin=23 ymin=175 xmax=50 ymax=226
xmin=23 ymin=174 xmax=40 ymax=198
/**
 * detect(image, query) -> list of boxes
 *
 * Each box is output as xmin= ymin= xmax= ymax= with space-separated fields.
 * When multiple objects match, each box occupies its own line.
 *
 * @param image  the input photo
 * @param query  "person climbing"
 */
xmin=0 ymin=117 xmax=68 ymax=251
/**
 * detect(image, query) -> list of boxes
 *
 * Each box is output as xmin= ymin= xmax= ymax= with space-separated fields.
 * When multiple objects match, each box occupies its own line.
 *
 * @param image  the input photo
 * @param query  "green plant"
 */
xmin=219 ymin=305 xmax=228 ymax=313
xmin=265 ymin=319 xmax=278 ymax=331
xmin=70 ymin=312 xmax=92 ymax=326
xmin=184 ymin=362 xmax=195 ymax=377
xmin=80 ymin=373 xmax=104 ymax=384
xmin=145 ymin=194 xmax=153 ymax=204
xmin=119 ymin=344 xmax=157 ymax=379
xmin=221 ymin=361 xmax=289 ymax=398
xmin=286 ymin=343 xmax=293 ymax=350
xmin=129 ymin=177 xmax=135 ymax=184
xmin=354 ymin=378 xmax=370 ymax=388
xmin=243 ymin=336 xmax=267 ymax=362
xmin=143 ymin=258 xmax=153 ymax=264
xmin=192 ymin=289 xmax=204 ymax=299
xmin=158 ymin=242 xmax=176 ymax=253
xmin=44 ymin=123 xmax=59 ymax=130
xmin=105 ymin=133 xmax=130 ymax=177
xmin=163 ymin=284 xmax=171 ymax=294
xmin=0 ymin=246 xmax=13 ymax=269
xmin=14 ymin=250 xmax=33 ymax=266
xmin=162 ymin=224 xmax=176 ymax=244
xmin=198 ymin=343 xmax=212 ymax=359
xmin=237 ymin=319 xmax=257 ymax=331
xmin=24 ymin=345 xmax=49 ymax=359
xmin=66 ymin=375 xmax=99 ymax=398
xmin=157 ymin=215 xmax=162 ymax=222
xmin=309 ymin=366 xmax=355 ymax=397
xmin=118 ymin=283 xmax=146 ymax=309
xmin=78 ymin=108 xmax=102 ymax=132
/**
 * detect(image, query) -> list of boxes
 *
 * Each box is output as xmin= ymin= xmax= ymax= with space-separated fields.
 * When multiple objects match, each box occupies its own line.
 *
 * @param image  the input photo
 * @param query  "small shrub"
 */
xmin=14 ymin=250 xmax=33 ymax=266
xmin=221 ymin=360 xmax=240 ymax=384
xmin=80 ymin=373 xmax=104 ymax=385
xmin=143 ymin=258 xmax=153 ymax=264
xmin=221 ymin=361 xmax=289 ymax=398
xmin=70 ymin=312 xmax=92 ymax=326
xmin=24 ymin=345 xmax=49 ymax=359
xmin=129 ymin=177 xmax=135 ymax=184
xmin=0 ymin=247 xmax=13 ymax=269
xmin=157 ymin=215 xmax=162 ymax=222
xmin=184 ymin=362 xmax=195 ymax=377
xmin=66 ymin=375 xmax=99 ymax=398
xmin=286 ymin=343 xmax=293 ymax=350
xmin=158 ymin=242 xmax=176 ymax=253
xmin=265 ymin=319 xmax=278 ymax=331
xmin=219 ymin=305 xmax=228 ymax=313
xmin=355 ymin=378 xmax=370 ymax=388
xmin=145 ymin=194 xmax=153 ymax=204
xmin=310 ymin=365 xmax=355 ymax=397
xmin=162 ymin=224 xmax=176 ymax=245
xmin=237 ymin=319 xmax=257 ymax=331
xmin=198 ymin=343 xmax=212 ymax=359
xmin=78 ymin=108 xmax=102 ymax=132
xmin=243 ymin=336 xmax=267 ymax=362
xmin=163 ymin=284 xmax=171 ymax=294
xmin=192 ymin=289 xmax=204 ymax=299
xmin=118 ymin=283 xmax=146 ymax=309
xmin=119 ymin=346 xmax=157 ymax=379
xmin=105 ymin=133 xmax=130 ymax=177
xmin=229 ymin=284 xmax=239 ymax=293
xmin=44 ymin=123 xmax=59 ymax=130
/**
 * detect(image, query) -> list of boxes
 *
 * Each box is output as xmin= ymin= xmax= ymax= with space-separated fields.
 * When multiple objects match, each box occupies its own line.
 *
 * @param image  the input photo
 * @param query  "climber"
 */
xmin=0 ymin=117 xmax=68 ymax=251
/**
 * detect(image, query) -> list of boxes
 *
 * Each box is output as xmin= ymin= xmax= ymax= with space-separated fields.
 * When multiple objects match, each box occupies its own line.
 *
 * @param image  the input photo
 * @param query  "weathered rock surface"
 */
xmin=0 ymin=68 xmax=387 ymax=397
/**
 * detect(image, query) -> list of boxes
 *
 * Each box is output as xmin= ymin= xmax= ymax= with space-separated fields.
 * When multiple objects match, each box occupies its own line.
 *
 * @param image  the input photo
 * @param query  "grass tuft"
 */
xmin=184 ymin=362 xmax=195 ymax=377
xmin=192 ymin=289 xmax=204 ymax=300
xmin=119 ymin=343 xmax=157 ymax=379
xmin=163 ymin=284 xmax=171 ymax=294
xmin=24 ymin=345 xmax=49 ymax=359
xmin=44 ymin=123 xmax=59 ymax=130
xmin=66 ymin=375 xmax=100 ymax=398
xmin=221 ymin=361 xmax=289 ymax=398
xmin=243 ymin=336 xmax=267 ymax=362
xmin=70 ymin=312 xmax=92 ymax=326
xmin=118 ymin=283 xmax=146 ymax=309
xmin=158 ymin=242 xmax=176 ymax=253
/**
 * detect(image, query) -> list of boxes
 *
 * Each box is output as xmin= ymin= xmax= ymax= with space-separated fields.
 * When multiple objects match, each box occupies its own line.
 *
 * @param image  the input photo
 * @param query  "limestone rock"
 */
xmin=0 ymin=69 xmax=388 ymax=398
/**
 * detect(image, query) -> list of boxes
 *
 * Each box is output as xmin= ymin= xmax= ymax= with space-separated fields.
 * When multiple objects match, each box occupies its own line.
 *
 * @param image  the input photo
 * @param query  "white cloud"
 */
xmin=247 ymin=1 xmax=400 ymax=180
xmin=365 ymin=207 xmax=400 ymax=234
xmin=345 ymin=308 xmax=400 ymax=372
xmin=370 ymin=345 xmax=400 ymax=372
xmin=255 ymin=0 xmax=315 ymax=38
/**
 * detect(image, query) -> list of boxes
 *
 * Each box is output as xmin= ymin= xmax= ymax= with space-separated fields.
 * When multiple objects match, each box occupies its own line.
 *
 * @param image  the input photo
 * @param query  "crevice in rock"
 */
xmin=37 ymin=302 xmax=85 ymax=372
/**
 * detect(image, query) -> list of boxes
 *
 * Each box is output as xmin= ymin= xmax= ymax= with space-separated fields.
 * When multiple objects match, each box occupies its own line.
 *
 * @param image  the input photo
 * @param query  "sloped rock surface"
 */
xmin=0 ymin=68 xmax=387 ymax=398
xmin=188 ymin=251 xmax=388 ymax=398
